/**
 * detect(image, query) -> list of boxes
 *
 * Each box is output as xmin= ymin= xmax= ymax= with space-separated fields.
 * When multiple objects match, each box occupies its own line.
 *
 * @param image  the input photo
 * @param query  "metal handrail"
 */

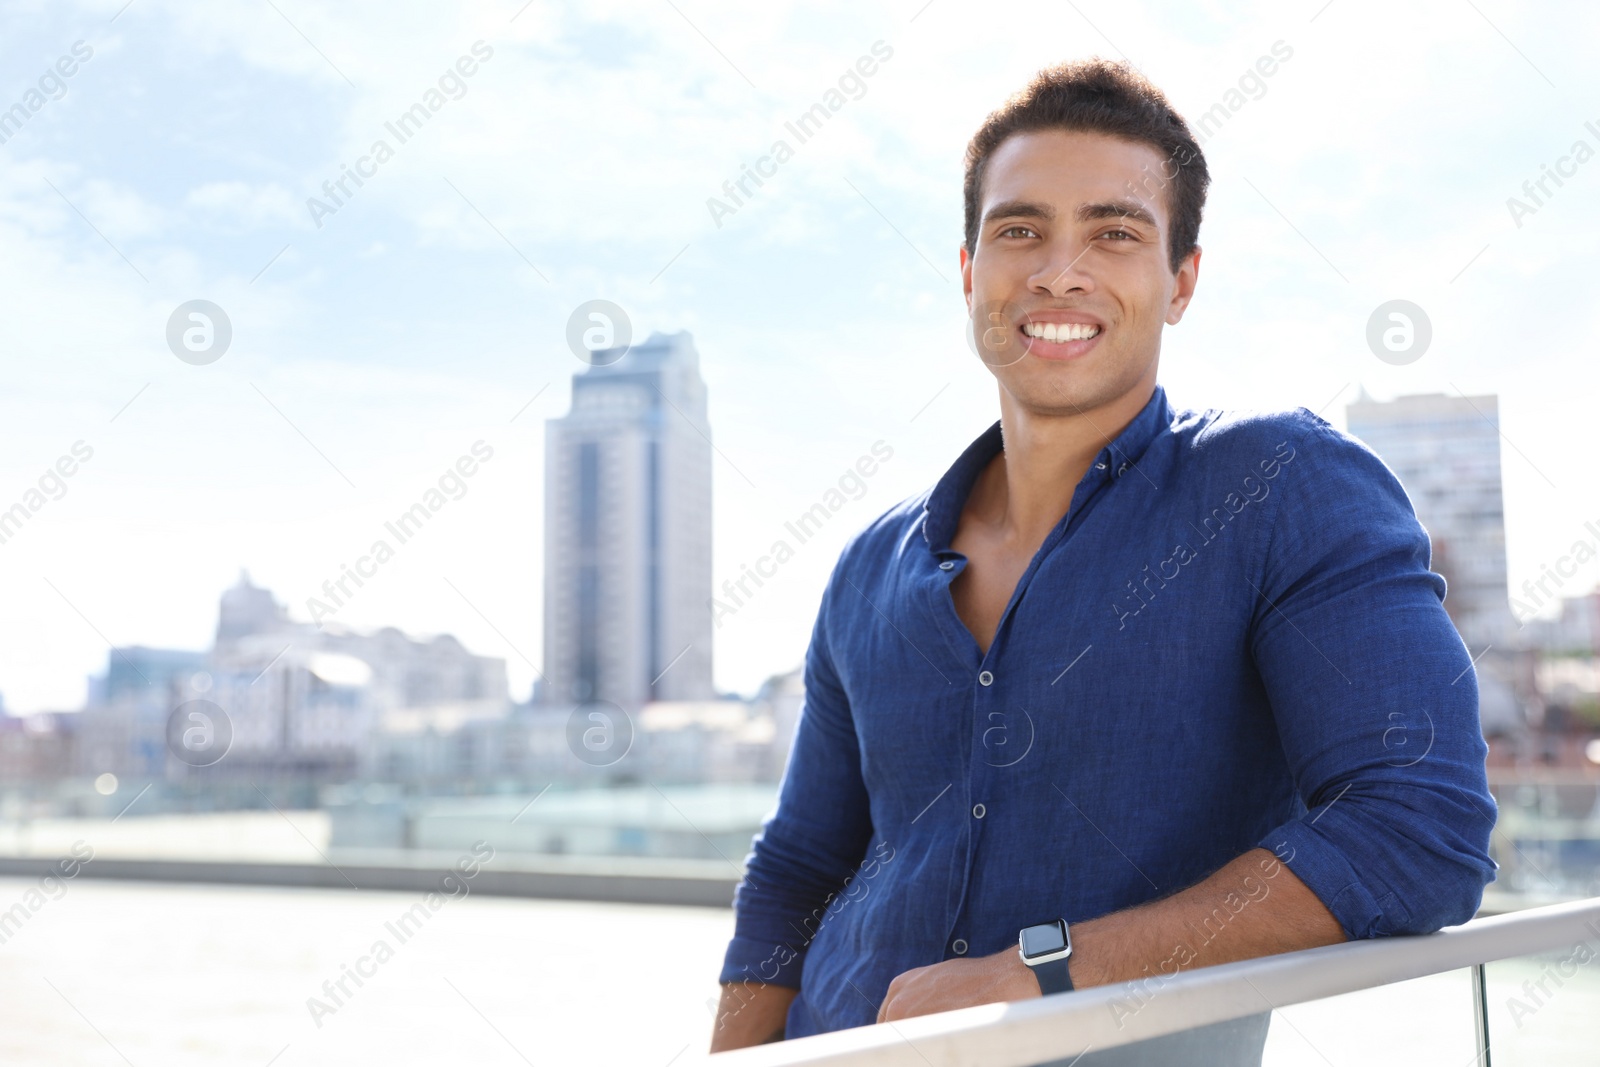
xmin=705 ymin=897 xmax=1600 ymax=1066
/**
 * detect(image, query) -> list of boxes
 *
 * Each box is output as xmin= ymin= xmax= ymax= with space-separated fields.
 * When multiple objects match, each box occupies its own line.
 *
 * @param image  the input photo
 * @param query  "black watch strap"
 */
xmin=1028 ymin=954 xmax=1074 ymax=995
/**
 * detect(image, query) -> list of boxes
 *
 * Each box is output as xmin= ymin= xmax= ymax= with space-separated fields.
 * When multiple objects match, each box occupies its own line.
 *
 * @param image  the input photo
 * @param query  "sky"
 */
xmin=1 ymin=0 xmax=1598 ymax=714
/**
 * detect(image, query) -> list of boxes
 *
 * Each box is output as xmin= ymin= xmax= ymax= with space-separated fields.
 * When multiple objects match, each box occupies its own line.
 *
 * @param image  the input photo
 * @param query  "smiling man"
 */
xmin=709 ymin=60 xmax=1496 ymax=1064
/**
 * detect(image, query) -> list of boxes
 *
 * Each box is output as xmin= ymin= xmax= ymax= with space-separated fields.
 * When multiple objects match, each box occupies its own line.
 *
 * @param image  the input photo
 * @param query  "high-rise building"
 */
xmin=1345 ymin=390 xmax=1513 ymax=650
xmin=543 ymin=331 xmax=714 ymax=710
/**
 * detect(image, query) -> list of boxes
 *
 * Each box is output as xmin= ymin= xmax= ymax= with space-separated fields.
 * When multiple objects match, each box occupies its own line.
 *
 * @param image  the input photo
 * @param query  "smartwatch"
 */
xmin=1018 ymin=919 xmax=1074 ymax=995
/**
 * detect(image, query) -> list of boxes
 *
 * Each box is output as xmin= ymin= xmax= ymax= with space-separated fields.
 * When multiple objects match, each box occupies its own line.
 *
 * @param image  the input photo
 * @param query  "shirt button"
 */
xmin=952 ymin=939 xmax=969 ymax=955
xmin=972 ymin=803 xmax=986 ymax=819
xmin=978 ymin=670 xmax=994 ymax=686
xmin=939 ymin=561 xmax=955 ymax=571
xmin=1095 ymin=461 xmax=1107 ymax=470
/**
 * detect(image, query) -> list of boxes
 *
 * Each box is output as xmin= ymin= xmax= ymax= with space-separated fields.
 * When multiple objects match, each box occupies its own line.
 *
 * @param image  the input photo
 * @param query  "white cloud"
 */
xmin=185 ymin=181 xmax=304 ymax=230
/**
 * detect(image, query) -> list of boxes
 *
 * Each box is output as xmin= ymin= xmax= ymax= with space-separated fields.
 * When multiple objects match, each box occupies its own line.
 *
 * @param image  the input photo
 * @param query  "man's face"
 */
xmin=961 ymin=128 xmax=1199 ymax=418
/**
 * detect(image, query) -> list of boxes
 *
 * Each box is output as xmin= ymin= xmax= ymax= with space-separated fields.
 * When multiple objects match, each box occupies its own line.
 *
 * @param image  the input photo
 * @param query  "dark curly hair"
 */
xmin=963 ymin=59 xmax=1210 ymax=275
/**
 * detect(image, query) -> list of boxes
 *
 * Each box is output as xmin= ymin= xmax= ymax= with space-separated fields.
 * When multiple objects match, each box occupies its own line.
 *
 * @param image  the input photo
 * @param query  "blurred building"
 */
xmin=542 ymin=331 xmax=714 ymax=711
xmin=75 ymin=646 xmax=210 ymax=781
xmin=1527 ymin=590 xmax=1600 ymax=657
xmin=96 ymin=647 xmax=209 ymax=707
xmin=637 ymin=700 xmax=776 ymax=783
xmin=73 ymin=573 xmax=509 ymax=783
xmin=0 ymin=711 xmax=77 ymax=783
xmin=1520 ymin=589 xmax=1600 ymax=742
xmin=754 ymin=667 xmax=804 ymax=773
xmin=1346 ymin=391 xmax=1515 ymax=649
xmin=365 ymin=688 xmax=794 ymax=789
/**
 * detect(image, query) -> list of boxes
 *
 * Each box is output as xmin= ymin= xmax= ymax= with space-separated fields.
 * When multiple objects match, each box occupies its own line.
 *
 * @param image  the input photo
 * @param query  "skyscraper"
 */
xmin=1345 ymin=390 xmax=1512 ymax=650
xmin=543 ymin=331 xmax=714 ymax=710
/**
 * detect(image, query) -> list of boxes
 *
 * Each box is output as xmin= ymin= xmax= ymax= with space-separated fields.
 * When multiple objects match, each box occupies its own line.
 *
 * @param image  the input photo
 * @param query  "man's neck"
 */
xmin=970 ymin=375 xmax=1158 ymax=547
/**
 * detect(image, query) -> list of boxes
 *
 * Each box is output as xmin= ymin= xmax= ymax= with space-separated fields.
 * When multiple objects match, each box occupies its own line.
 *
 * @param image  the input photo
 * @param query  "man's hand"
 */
xmin=876 ymin=946 xmax=1042 ymax=1023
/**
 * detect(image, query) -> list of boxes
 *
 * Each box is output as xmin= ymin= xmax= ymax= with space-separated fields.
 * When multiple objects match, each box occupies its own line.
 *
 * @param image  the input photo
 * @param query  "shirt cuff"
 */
xmin=1258 ymin=819 xmax=1396 ymax=940
xmin=719 ymin=934 xmax=808 ymax=989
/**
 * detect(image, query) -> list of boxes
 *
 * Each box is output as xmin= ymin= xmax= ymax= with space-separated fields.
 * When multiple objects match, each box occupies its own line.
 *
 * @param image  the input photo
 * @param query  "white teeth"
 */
xmin=1025 ymin=322 xmax=1101 ymax=341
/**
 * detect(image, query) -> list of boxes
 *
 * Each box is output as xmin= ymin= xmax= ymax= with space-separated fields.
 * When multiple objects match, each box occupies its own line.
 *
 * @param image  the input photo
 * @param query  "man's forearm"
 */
xmin=709 ymin=981 xmax=798 ymax=1053
xmin=876 ymin=847 xmax=1347 ymax=1023
xmin=1068 ymin=848 xmax=1345 ymax=988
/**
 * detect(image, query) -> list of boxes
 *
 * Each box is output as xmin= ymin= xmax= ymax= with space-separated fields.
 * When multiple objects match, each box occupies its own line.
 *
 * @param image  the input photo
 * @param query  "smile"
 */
xmin=1022 ymin=322 xmax=1101 ymax=342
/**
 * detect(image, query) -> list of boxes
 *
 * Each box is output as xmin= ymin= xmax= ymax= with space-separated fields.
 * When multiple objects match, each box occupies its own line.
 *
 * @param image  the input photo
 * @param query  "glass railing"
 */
xmin=1259 ymin=968 xmax=1478 ymax=1065
xmin=1481 ymin=945 xmax=1600 ymax=1064
xmin=703 ymin=898 xmax=1600 ymax=1066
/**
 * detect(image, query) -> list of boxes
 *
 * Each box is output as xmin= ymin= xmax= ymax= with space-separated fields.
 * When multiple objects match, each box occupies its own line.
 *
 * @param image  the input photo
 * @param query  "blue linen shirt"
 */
xmin=718 ymin=385 xmax=1498 ymax=1039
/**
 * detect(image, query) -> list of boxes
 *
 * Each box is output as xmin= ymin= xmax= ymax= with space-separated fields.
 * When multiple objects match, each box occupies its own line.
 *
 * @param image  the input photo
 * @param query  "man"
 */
xmin=708 ymin=59 xmax=1496 ymax=1062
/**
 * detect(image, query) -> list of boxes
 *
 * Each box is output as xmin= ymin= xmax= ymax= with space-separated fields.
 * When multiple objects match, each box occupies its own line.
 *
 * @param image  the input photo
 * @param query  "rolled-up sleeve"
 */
xmin=718 ymin=565 xmax=875 ymax=988
xmin=1250 ymin=417 xmax=1498 ymax=939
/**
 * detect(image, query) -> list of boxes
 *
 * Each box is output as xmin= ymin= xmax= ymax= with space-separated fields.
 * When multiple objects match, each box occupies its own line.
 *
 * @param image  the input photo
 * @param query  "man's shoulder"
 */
xmin=1167 ymin=401 xmax=1351 ymax=460
xmin=1163 ymin=398 xmax=1418 ymax=549
xmin=1162 ymin=400 xmax=1396 ymax=488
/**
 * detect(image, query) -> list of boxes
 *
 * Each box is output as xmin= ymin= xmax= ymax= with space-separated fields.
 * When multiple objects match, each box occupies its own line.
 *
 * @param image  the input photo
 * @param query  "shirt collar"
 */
xmin=921 ymin=384 xmax=1174 ymax=550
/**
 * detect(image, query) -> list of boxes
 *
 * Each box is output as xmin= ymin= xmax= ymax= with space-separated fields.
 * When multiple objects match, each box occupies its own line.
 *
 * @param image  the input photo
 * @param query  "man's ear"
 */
xmin=1166 ymin=246 xmax=1201 ymax=326
xmin=960 ymin=245 xmax=974 ymax=311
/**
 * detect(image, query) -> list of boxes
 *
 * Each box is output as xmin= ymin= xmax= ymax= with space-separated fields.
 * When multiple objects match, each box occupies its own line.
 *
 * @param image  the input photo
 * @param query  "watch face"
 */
xmin=1021 ymin=921 xmax=1067 ymax=959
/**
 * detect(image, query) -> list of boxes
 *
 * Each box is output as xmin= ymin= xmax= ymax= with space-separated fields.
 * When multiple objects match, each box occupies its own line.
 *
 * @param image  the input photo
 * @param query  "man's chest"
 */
xmin=828 ymin=487 xmax=1279 ymax=793
xmin=947 ymin=536 xmax=1038 ymax=657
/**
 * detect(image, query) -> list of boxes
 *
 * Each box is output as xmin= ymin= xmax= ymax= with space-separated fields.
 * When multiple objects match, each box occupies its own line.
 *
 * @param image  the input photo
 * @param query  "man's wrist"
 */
xmin=709 ymin=981 xmax=797 ymax=1053
xmin=1010 ymin=945 xmax=1084 ymax=996
xmin=1060 ymin=917 xmax=1103 ymax=990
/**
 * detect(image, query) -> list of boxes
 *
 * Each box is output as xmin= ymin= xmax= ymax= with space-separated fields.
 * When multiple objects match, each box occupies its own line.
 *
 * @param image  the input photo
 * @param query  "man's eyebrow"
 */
xmin=982 ymin=197 xmax=1160 ymax=231
xmin=981 ymin=199 xmax=1054 ymax=226
xmin=1077 ymin=199 xmax=1159 ymax=229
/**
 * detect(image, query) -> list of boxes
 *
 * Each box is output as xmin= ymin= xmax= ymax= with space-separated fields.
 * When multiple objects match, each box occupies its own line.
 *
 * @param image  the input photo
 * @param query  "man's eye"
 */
xmin=1101 ymin=229 xmax=1135 ymax=240
xmin=999 ymin=225 xmax=1037 ymax=238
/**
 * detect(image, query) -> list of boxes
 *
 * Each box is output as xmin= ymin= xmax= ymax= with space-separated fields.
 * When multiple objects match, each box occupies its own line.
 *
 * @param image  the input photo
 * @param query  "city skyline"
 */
xmin=11 ymin=378 xmax=1586 ymax=721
